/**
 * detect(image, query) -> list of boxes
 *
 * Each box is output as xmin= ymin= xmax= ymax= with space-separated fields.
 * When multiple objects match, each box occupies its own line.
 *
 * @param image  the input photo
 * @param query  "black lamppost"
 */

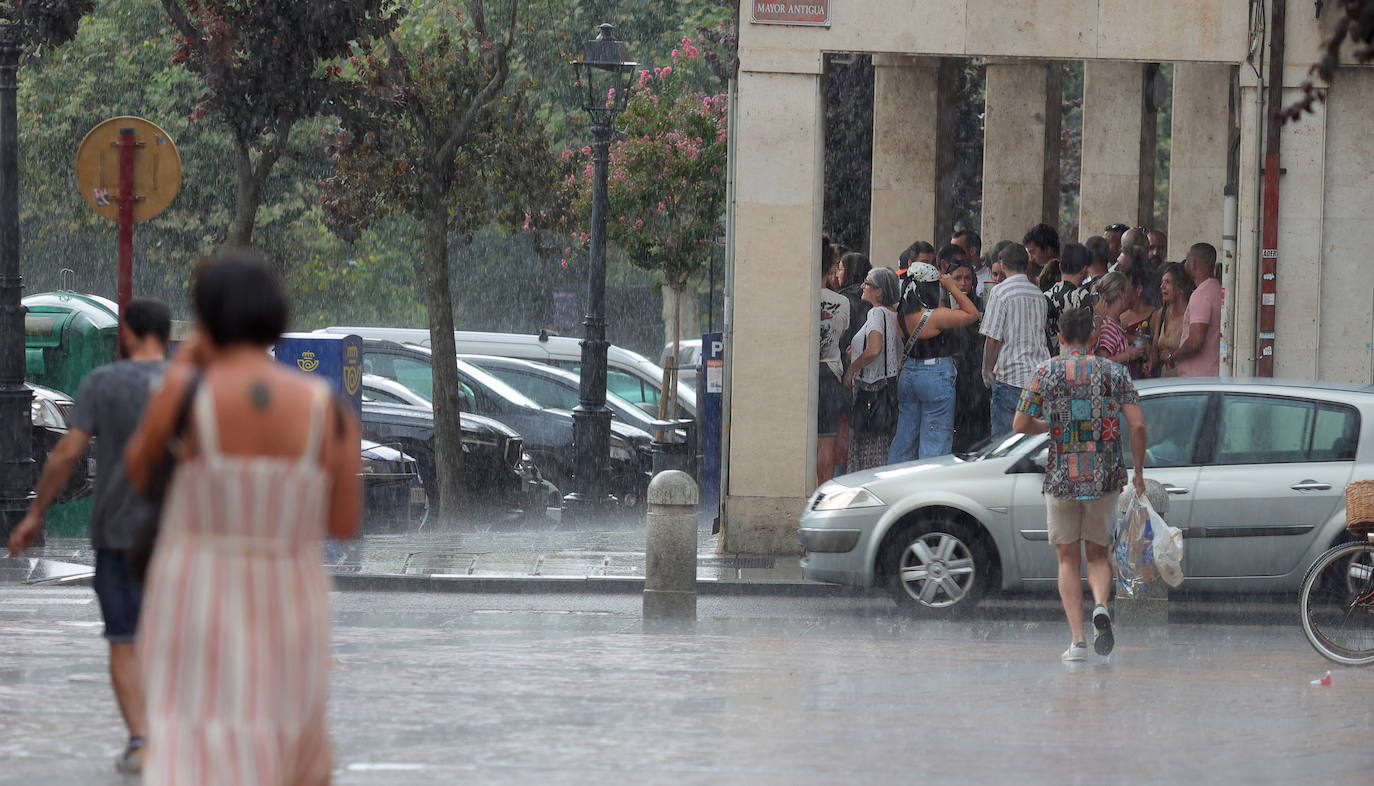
xmin=0 ymin=23 xmax=31 ymax=540
xmin=564 ymin=23 xmax=636 ymax=521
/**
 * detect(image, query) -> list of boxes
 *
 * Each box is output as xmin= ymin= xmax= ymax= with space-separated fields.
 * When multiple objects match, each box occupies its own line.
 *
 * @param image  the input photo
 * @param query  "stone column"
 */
xmin=722 ymin=68 xmax=823 ymax=555
xmin=981 ymin=60 xmax=1062 ymax=247
xmin=1166 ymin=63 xmax=1233 ymax=262
xmin=1079 ymin=61 xmax=1148 ymax=240
xmin=868 ymin=55 xmax=940 ymax=268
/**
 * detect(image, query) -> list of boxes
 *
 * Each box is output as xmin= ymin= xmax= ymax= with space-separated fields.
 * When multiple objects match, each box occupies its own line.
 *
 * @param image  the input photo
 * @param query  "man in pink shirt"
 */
xmin=1163 ymin=242 xmax=1222 ymax=376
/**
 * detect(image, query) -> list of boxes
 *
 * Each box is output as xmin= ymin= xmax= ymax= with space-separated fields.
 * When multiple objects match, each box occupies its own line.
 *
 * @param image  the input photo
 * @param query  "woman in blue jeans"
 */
xmin=889 ymin=263 xmax=981 ymax=464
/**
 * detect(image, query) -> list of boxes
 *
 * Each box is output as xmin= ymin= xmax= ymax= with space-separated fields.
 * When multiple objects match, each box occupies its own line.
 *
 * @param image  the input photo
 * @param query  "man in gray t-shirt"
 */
xmin=7 ymin=298 xmax=170 ymax=775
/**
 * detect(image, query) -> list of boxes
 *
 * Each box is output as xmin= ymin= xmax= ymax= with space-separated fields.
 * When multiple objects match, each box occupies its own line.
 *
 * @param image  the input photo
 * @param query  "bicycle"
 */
xmin=1299 ymin=533 xmax=1374 ymax=666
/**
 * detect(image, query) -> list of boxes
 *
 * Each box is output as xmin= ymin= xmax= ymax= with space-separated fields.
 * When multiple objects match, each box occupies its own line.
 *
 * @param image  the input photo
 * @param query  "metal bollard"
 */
xmin=643 ymin=470 xmax=698 ymax=626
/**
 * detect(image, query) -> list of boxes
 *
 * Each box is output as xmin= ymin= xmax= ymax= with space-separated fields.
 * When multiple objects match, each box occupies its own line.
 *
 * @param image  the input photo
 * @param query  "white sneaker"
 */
xmin=1061 ymin=641 xmax=1088 ymax=662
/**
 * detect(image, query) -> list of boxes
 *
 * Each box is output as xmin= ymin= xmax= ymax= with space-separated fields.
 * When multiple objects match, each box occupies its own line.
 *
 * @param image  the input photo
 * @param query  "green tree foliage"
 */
xmin=322 ymin=1 xmax=570 ymax=524
xmin=158 ymin=0 xmax=402 ymax=246
xmin=13 ymin=0 xmax=422 ymax=328
xmin=0 ymin=0 xmax=92 ymax=50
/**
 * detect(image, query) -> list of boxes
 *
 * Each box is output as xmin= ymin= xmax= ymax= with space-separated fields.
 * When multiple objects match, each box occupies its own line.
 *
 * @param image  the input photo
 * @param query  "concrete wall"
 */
xmin=740 ymin=0 xmax=1250 ymax=65
xmin=1316 ymin=69 xmax=1374 ymax=383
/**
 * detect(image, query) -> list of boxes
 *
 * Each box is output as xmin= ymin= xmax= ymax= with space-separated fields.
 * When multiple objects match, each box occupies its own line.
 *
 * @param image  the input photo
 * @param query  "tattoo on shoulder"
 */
xmin=250 ymin=381 xmax=271 ymax=411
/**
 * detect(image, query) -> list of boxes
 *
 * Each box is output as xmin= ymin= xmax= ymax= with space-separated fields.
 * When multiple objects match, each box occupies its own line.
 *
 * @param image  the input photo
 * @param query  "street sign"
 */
xmin=74 ymin=117 xmax=182 ymax=353
xmin=74 ymin=116 xmax=181 ymax=224
xmin=750 ymin=0 xmax=830 ymax=26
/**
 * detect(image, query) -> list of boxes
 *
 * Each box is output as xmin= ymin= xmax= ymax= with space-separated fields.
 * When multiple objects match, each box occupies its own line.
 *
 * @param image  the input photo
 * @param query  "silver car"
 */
xmin=800 ymin=378 xmax=1368 ymax=614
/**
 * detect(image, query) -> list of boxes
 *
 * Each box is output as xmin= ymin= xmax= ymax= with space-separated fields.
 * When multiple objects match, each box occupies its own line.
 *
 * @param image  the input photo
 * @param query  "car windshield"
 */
xmin=961 ymin=432 xmax=1034 ymax=460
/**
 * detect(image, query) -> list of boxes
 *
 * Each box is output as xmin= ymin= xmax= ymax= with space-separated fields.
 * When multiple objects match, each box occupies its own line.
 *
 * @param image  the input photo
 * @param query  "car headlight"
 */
xmin=30 ymin=399 xmax=61 ymax=429
xmin=813 ymin=486 xmax=885 ymax=511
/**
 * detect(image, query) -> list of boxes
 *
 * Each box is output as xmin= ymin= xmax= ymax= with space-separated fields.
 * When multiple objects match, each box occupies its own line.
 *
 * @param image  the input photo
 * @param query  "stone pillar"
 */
xmin=868 ymin=55 xmax=940 ymax=268
xmin=1166 ymin=63 xmax=1233 ymax=263
xmin=1082 ymin=63 xmax=1159 ymax=239
xmin=1079 ymin=62 xmax=1148 ymax=240
xmin=722 ymin=68 xmax=823 ymax=555
xmin=981 ymin=60 xmax=1062 ymax=247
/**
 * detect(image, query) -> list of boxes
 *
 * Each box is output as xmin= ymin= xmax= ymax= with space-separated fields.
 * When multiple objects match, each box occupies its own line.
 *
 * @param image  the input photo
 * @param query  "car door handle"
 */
xmin=1163 ymin=484 xmax=1190 ymax=495
xmin=1291 ymin=480 xmax=1332 ymax=491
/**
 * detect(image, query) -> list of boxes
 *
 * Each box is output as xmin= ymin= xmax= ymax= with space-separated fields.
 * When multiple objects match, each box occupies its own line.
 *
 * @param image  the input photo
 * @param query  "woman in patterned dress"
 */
xmin=125 ymin=252 xmax=361 ymax=785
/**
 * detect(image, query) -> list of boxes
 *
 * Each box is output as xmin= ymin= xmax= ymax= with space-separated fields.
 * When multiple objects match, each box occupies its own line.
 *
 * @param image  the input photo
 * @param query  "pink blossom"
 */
xmin=671 ymin=48 xmax=680 ymax=60
xmin=522 ymin=212 xmax=532 ymax=230
xmin=580 ymin=146 xmax=591 ymax=155
xmin=657 ymin=201 xmax=666 ymax=213
xmin=633 ymin=219 xmax=644 ymax=230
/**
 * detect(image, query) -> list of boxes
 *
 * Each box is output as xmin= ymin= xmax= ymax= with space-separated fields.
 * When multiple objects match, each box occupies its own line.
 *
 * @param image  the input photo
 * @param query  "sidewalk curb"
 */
xmin=329 ymin=572 xmax=846 ymax=597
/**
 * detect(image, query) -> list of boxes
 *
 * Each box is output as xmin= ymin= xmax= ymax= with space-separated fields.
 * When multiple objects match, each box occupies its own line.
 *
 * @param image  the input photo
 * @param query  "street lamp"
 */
xmin=0 ymin=23 xmax=32 ymax=540
xmin=565 ymin=23 xmax=636 ymax=521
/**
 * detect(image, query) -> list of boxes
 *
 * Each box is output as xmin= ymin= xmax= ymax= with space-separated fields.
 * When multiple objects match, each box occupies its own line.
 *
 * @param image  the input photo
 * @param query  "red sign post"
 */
xmin=74 ymin=116 xmax=182 ymax=356
xmin=116 ymin=128 xmax=136 ymax=326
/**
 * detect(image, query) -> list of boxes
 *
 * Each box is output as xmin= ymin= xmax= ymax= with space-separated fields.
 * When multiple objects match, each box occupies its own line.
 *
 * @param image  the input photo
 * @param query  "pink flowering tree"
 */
xmin=565 ymin=38 xmax=727 ymax=411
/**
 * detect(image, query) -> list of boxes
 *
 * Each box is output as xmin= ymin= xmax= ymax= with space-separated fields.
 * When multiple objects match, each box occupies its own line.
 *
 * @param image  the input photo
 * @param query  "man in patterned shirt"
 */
xmin=1013 ymin=306 xmax=1147 ymax=662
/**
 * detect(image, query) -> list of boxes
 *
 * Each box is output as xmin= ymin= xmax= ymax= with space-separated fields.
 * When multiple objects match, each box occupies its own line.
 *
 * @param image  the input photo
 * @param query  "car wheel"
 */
xmin=883 ymin=518 xmax=987 ymax=615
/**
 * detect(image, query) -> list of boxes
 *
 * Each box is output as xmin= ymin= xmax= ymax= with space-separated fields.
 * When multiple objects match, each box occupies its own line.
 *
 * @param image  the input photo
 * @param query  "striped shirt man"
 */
xmin=981 ymin=272 xmax=1050 ymax=389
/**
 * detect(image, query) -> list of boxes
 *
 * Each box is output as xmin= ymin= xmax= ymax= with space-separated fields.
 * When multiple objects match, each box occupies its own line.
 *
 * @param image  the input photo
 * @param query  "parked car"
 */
xmin=30 ymin=382 xmax=93 ymax=504
xmin=661 ymin=338 xmax=702 ymax=387
xmin=360 ymin=340 xmax=653 ymax=509
xmin=359 ymin=398 xmax=555 ymax=520
xmin=360 ymin=373 xmax=431 ymax=408
xmin=799 ymin=378 xmax=1370 ymax=614
xmin=359 ymin=439 xmax=428 ymax=532
xmin=457 ymin=355 xmax=689 ymax=441
xmin=316 ymin=326 xmax=696 ymax=418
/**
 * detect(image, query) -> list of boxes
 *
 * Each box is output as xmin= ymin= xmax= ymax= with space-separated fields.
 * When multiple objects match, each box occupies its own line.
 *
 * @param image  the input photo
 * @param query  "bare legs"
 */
xmin=1055 ymin=541 xmax=1112 ymax=643
xmin=817 ymin=435 xmax=836 ymax=487
xmin=108 ymin=642 xmax=146 ymax=739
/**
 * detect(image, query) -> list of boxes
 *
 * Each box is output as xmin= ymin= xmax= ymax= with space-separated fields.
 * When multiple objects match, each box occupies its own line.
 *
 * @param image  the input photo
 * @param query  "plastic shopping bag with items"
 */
xmin=1111 ymin=491 xmax=1156 ymax=597
xmin=1110 ymin=490 xmax=1185 ymax=596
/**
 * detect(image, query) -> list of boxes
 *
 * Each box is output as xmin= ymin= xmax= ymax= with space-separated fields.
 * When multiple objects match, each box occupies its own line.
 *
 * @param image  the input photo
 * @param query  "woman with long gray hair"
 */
xmin=842 ymin=267 xmax=903 ymax=471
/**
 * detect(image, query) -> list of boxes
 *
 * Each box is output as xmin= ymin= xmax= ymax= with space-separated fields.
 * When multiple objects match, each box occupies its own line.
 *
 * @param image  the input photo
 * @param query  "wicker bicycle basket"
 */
xmin=1345 ymin=480 xmax=1374 ymax=532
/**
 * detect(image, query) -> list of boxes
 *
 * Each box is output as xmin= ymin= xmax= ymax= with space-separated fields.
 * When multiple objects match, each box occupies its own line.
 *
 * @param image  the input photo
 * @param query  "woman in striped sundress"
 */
xmin=126 ymin=252 xmax=361 ymax=785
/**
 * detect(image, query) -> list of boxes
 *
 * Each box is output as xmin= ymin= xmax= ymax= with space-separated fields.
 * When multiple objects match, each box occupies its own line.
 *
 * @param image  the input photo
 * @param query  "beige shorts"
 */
xmin=1044 ymin=494 xmax=1119 ymax=547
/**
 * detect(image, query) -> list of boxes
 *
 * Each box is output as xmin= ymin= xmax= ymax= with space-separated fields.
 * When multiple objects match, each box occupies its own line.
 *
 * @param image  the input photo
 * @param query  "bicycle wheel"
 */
xmin=1300 ymin=541 xmax=1374 ymax=666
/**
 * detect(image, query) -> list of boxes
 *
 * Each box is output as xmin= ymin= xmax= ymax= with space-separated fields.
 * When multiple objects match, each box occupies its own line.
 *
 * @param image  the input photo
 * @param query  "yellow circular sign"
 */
xmin=74 ymin=116 xmax=182 ymax=223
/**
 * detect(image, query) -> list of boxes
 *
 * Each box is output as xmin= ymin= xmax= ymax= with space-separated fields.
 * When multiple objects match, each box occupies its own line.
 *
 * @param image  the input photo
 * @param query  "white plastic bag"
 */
xmin=1110 ymin=491 xmax=1155 ymax=597
xmin=1144 ymin=496 xmax=1185 ymax=587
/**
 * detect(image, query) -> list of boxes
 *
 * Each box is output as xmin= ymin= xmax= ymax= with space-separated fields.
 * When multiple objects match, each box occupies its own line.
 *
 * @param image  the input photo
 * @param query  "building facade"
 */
xmin=720 ymin=1 xmax=1374 ymax=554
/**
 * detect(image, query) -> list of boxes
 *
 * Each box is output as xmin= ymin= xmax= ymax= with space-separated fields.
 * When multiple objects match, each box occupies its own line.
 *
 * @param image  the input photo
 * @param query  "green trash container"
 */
xmin=23 ymin=292 xmax=120 ymax=539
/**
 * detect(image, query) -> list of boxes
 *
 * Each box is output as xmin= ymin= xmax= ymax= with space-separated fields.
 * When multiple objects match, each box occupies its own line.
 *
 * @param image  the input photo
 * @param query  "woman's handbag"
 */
xmin=852 ymin=310 xmax=906 ymax=435
xmin=126 ymin=372 xmax=202 ymax=582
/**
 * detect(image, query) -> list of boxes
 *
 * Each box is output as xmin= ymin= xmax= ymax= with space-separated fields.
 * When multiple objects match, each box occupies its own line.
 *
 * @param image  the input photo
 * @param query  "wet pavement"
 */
xmin=3 ymin=585 xmax=1373 ymax=784
xmin=23 ymin=523 xmax=807 ymax=586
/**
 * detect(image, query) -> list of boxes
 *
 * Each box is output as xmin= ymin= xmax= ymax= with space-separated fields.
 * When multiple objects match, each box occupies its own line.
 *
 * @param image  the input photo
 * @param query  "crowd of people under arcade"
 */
xmin=817 ymin=221 xmax=1223 ymax=484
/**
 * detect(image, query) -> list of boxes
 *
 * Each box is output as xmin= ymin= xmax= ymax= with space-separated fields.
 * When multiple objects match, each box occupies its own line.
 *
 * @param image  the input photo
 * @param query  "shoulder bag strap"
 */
xmin=902 ymin=307 xmax=935 ymax=359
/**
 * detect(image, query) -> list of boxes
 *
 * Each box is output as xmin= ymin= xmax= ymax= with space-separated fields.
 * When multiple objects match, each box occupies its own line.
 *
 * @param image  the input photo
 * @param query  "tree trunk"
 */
xmin=227 ymin=142 xmax=261 ymax=247
xmin=420 ymin=172 xmax=468 ymax=527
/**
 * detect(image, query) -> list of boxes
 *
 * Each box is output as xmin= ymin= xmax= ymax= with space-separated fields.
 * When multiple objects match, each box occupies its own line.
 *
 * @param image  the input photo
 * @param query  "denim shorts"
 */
xmin=93 ymin=550 xmax=143 ymax=643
